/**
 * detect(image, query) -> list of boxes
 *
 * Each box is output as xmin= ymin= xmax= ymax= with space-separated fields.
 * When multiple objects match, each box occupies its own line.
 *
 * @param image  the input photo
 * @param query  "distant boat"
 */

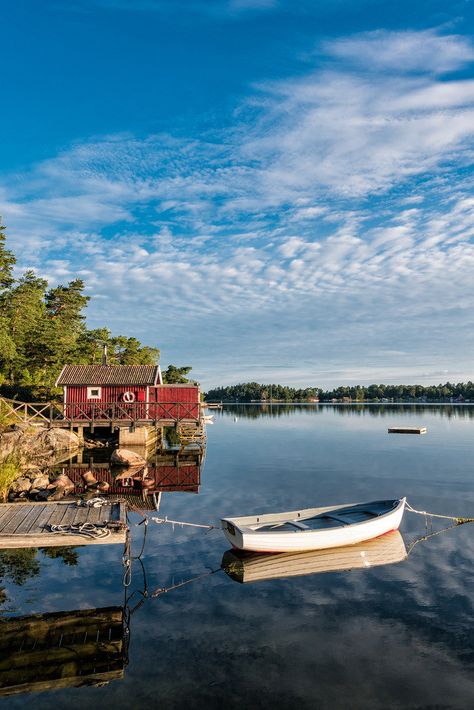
xmin=221 ymin=498 xmax=406 ymax=553
xmin=221 ymin=530 xmax=407 ymax=583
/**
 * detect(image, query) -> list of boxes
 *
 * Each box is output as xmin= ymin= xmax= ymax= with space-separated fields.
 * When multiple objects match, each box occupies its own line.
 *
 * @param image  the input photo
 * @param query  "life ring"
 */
xmin=122 ymin=391 xmax=135 ymax=403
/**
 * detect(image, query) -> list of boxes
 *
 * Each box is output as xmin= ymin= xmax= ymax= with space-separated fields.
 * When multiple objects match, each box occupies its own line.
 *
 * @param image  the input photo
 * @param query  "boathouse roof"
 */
xmin=55 ymin=365 xmax=162 ymax=387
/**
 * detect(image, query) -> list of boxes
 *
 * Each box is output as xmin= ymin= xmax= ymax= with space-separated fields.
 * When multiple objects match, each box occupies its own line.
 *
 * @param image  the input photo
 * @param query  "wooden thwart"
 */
xmin=388 ymin=426 xmax=427 ymax=434
xmin=0 ymin=501 xmax=127 ymax=548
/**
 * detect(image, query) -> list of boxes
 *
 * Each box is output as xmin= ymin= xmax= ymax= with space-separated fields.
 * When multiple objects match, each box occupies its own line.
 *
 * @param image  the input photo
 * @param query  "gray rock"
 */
xmin=111 ymin=448 xmax=146 ymax=467
xmin=37 ymin=429 xmax=80 ymax=451
xmin=10 ymin=477 xmax=32 ymax=494
xmin=30 ymin=474 xmax=50 ymax=490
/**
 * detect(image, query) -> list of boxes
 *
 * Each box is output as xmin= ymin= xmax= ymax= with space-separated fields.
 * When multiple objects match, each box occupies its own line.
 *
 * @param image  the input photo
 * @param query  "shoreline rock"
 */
xmin=0 ymin=424 xmax=80 ymax=465
xmin=110 ymin=448 xmax=146 ymax=467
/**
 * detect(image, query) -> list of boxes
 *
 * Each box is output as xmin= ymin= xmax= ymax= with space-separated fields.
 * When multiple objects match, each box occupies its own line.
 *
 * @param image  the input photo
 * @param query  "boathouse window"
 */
xmin=87 ymin=386 xmax=102 ymax=399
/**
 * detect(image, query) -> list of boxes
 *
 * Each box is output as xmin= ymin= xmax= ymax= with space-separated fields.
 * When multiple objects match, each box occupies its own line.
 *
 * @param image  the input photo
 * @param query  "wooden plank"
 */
xmin=0 ymin=505 xmax=16 ymax=526
xmin=0 ymin=505 xmax=34 ymax=535
xmin=13 ymin=504 xmax=48 ymax=535
xmin=0 ymin=530 xmax=126 ymax=549
xmin=32 ymin=504 xmax=64 ymax=534
xmin=57 ymin=504 xmax=82 ymax=528
xmin=0 ymin=505 xmax=25 ymax=533
xmin=47 ymin=504 xmax=72 ymax=528
xmin=85 ymin=505 xmax=102 ymax=525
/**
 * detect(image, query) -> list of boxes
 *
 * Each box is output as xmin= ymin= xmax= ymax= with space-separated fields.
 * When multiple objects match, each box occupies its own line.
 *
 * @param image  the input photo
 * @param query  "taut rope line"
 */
xmin=151 ymin=515 xmax=216 ymax=531
xmin=406 ymin=501 xmax=474 ymax=525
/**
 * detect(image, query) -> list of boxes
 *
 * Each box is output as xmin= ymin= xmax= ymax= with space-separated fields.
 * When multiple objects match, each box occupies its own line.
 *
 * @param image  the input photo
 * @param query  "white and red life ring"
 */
xmin=122 ymin=391 xmax=136 ymax=403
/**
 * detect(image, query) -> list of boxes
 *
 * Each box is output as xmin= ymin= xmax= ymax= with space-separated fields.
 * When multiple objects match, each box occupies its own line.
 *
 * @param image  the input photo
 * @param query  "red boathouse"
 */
xmin=55 ymin=365 xmax=201 ymax=424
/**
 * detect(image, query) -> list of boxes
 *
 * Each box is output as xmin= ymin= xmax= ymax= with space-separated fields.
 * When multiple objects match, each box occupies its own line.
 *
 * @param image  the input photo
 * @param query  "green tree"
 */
xmin=0 ymin=218 xmax=16 ymax=290
xmin=163 ymin=365 xmax=193 ymax=383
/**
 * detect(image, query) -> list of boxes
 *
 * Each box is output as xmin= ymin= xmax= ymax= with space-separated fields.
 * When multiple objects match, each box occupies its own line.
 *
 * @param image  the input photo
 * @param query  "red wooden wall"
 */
xmin=63 ymin=384 xmax=200 ymax=421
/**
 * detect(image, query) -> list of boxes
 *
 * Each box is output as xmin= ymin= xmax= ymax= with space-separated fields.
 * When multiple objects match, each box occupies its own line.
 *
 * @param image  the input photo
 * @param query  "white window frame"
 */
xmin=87 ymin=386 xmax=102 ymax=400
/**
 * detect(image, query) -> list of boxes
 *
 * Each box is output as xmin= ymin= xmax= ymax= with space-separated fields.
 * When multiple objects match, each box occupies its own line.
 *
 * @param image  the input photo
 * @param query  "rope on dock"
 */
xmin=48 ymin=522 xmax=112 ymax=539
xmin=406 ymin=501 xmax=474 ymax=525
xmin=151 ymin=515 xmax=216 ymax=531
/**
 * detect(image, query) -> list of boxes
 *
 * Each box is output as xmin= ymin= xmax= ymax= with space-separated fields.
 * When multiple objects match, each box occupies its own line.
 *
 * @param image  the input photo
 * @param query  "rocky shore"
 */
xmin=0 ymin=422 xmax=148 ymax=502
xmin=0 ymin=424 xmax=81 ymax=467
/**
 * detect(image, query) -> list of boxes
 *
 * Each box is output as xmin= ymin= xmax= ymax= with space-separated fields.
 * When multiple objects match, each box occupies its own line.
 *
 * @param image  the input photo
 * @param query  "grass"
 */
xmin=0 ymin=400 xmax=18 ymax=433
xmin=0 ymin=455 xmax=22 ymax=502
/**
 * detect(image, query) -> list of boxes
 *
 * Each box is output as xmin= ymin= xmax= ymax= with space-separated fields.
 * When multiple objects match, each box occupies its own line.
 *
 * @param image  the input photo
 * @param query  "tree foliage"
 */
xmin=205 ymin=381 xmax=474 ymax=403
xmin=162 ymin=365 xmax=193 ymax=384
xmin=0 ymin=217 xmax=166 ymax=399
xmin=205 ymin=382 xmax=321 ymax=402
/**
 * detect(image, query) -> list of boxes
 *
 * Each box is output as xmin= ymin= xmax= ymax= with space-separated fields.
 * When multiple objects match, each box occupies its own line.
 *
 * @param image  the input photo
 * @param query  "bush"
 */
xmin=0 ymin=455 xmax=21 ymax=502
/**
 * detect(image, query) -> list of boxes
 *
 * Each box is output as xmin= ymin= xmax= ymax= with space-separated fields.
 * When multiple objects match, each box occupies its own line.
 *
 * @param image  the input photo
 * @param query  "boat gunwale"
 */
xmin=221 ymin=498 xmax=406 ymax=537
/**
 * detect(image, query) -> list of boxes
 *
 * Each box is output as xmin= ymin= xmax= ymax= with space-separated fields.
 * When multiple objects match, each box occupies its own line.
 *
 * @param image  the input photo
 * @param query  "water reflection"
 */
xmin=221 ymin=530 xmax=407 ymax=584
xmin=221 ymin=402 xmax=474 ymax=419
xmin=0 ymin=606 xmax=126 ymax=696
xmin=1 ymin=405 xmax=473 ymax=708
xmin=44 ymin=451 xmax=203 ymax=511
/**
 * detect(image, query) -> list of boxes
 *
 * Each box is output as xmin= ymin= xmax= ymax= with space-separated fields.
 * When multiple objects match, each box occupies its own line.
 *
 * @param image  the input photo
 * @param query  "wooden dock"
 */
xmin=0 ymin=501 xmax=127 ymax=548
xmin=388 ymin=426 xmax=427 ymax=434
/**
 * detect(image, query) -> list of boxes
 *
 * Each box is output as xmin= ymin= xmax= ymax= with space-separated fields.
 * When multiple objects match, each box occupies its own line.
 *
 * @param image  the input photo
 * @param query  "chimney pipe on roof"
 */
xmin=102 ymin=343 xmax=108 ymax=366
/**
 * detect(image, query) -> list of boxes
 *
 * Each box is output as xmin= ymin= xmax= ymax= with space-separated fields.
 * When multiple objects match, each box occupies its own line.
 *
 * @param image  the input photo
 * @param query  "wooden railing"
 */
xmin=0 ymin=397 xmax=201 ymax=425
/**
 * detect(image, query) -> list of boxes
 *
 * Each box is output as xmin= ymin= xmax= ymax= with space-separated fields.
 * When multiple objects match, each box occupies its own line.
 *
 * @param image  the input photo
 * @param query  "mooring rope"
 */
xmin=48 ymin=522 xmax=112 ymax=539
xmin=151 ymin=515 xmax=216 ymax=531
xmin=406 ymin=501 xmax=474 ymax=525
xmin=151 ymin=567 xmax=220 ymax=598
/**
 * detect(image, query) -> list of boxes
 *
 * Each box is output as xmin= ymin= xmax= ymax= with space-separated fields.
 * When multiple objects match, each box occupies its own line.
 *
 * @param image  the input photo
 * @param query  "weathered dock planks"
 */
xmin=0 ymin=501 xmax=127 ymax=548
xmin=388 ymin=426 xmax=427 ymax=434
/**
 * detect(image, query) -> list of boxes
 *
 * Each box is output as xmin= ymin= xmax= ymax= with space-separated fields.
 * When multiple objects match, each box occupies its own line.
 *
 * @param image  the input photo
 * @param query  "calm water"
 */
xmin=1 ymin=405 xmax=473 ymax=709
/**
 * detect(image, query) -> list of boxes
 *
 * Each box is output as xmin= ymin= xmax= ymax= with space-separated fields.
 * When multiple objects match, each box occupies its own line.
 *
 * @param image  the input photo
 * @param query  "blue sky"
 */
xmin=1 ymin=1 xmax=474 ymax=388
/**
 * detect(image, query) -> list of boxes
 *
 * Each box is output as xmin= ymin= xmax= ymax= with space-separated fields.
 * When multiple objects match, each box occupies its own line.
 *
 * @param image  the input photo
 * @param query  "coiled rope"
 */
xmin=48 ymin=522 xmax=111 ymax=539
xmin=406 ymin=501 xmax=474 ymax=525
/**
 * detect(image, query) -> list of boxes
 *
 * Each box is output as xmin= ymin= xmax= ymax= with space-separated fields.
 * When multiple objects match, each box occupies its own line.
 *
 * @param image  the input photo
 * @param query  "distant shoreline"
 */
xmin=206 ymin=401 xmax=474 ymax=405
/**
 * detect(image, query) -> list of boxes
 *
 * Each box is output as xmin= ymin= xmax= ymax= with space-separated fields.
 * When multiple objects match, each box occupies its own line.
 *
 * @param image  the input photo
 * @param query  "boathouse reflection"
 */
xmin=48 ymin=450 xmax=203 ymax=511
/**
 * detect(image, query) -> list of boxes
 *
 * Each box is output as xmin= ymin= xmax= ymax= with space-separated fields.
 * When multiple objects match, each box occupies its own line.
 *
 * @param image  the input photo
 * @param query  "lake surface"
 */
xmin=1 ymin=405 xmax=473 ymax=709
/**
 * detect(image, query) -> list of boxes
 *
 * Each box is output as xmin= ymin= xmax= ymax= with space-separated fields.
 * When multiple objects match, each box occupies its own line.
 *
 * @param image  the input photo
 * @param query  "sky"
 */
xmin=1 ymin=0 xmax=474 ymax=389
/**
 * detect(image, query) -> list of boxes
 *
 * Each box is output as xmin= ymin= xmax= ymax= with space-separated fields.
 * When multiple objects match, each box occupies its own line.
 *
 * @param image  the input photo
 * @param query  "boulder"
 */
xmin=37 ymin=429 xmax=80 ymax=451
xmin=10 ymin=477 xmax=32 ymax=495
xmin=30 ymin=474 xmax=50 ymax=490
xmin=111 ymin=448 xmax=146 ymax=467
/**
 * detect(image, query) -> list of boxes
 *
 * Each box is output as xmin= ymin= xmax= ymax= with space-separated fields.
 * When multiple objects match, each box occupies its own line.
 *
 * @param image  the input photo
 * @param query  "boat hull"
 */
xmin=221 ymin=498 xmax=406 ymax=553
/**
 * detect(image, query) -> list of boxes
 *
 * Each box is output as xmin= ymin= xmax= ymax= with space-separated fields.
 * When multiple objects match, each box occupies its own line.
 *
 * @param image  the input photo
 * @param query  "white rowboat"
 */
xmin=222 ymin=530 xmax=407 ymax=583
xmin=221 ymin=498 xmax=406 ymax=553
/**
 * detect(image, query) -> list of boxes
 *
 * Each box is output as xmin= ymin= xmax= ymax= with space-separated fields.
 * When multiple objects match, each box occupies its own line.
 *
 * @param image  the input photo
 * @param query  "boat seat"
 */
xmin=322 ymin=514 xmax=352 ymax=525
xmin=290 ymin=521 xmax=310 ymax=530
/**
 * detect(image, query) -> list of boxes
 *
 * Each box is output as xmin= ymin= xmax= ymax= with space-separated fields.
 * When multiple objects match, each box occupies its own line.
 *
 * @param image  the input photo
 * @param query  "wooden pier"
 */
xmin=388 ymin=426 xmax=427 ymax=434
xmin=0 ymin=501 xmax=127 ymax=548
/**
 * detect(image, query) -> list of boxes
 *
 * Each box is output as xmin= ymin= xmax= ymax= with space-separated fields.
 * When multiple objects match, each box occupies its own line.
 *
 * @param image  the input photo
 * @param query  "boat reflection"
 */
xmin=0 ymin=606 xmax=126 ymax=696
xmin=221 ymin=530 xmax=407 ymax=584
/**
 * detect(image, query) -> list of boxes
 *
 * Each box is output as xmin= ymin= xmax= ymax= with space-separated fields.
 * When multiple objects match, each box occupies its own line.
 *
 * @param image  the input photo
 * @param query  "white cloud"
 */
xmin=323 ymin=29 xmax=474 ymax=74
xmin=2 ymin=28 xmax=474 ymax=385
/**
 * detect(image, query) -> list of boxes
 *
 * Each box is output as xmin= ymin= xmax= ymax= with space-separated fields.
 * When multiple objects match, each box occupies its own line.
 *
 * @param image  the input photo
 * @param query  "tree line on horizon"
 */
xmin=205 ymin=381 xmax=474 ymax=403
xmin=0 ymin=218 xmax=192 ymax=399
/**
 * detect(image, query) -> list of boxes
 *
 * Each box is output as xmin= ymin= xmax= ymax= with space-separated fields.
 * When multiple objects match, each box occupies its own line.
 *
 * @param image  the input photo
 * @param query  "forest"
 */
xmin=205 ymin=381 xmax=474 ymax=403
xmin=0 ymin=218 xmax=191 ymax=399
